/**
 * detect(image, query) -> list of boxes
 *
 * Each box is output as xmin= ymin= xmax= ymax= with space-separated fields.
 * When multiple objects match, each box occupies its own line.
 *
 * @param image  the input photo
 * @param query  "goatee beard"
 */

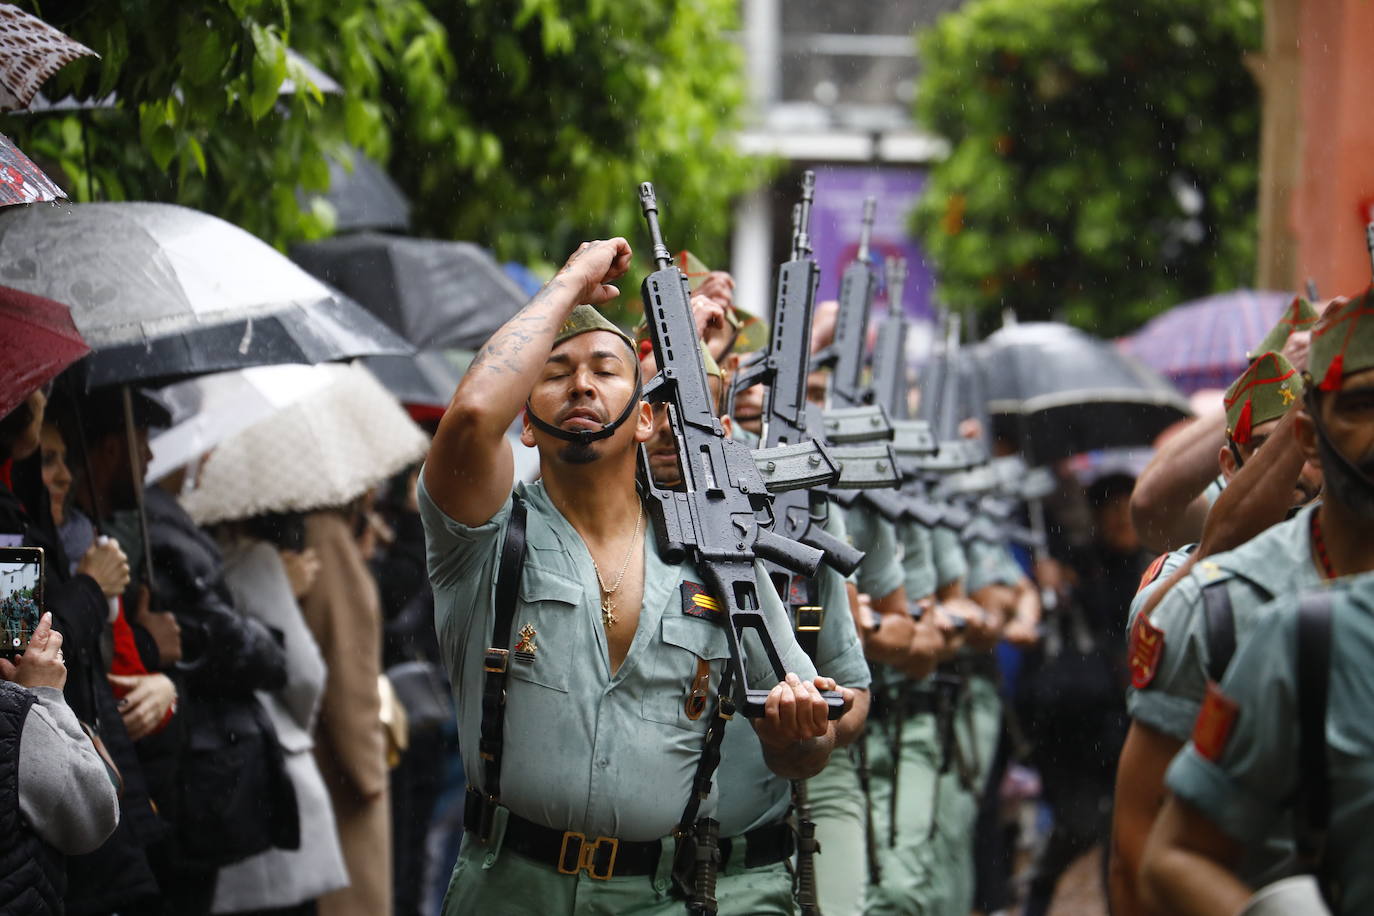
xmin=559 ymin=441 xmax=600 ymax=465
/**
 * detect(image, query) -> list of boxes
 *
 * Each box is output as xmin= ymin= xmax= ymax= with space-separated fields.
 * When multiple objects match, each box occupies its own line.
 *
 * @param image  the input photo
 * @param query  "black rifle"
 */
xmin=637 ymin=180 xmax=845 ymax=721
xmin=731 ymin=172 xmax=892 ymax=581
xmin=810 ymin=198 xmax=914 ymax=524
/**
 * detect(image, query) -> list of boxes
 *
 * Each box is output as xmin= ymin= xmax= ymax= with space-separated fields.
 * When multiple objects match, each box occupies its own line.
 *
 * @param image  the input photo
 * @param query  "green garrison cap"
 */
xmin=554 ymin=304 xmax=636 ymax=352
xmin=1248 ymin=296 xmax=1319 ymax=361
xmin=1224 ymin=351 xmax=1302 ymax=445
xmin=675 ymin=250 xmax=769 ymax=353
xmin=1308 ymin=287 xmax=1374 ymax=392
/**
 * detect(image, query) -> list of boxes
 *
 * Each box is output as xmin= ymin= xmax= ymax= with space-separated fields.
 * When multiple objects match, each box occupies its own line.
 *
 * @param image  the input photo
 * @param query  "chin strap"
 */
xmin=525 ymin=364 xmax=643 ymax=446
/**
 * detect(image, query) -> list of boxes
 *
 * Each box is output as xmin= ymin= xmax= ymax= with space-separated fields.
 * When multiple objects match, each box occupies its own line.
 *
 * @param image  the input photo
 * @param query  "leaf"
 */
xmin=248 ymin=23 xmax=288 ymax=121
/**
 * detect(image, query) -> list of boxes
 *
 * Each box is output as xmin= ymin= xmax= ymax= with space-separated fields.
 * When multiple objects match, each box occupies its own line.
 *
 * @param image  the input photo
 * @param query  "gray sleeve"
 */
xmin=18 ymin=687 xmax=120 ymax=855
xmin=229 ymin=542 xmax=328 ymax=732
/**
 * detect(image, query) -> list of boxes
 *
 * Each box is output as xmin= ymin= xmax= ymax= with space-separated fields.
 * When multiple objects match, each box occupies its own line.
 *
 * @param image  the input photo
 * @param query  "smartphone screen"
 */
xmin=0 ymin=547 xmax=44 ymax=659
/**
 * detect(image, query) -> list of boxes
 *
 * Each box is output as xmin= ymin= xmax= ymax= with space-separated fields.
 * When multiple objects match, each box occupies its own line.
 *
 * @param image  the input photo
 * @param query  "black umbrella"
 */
xmin=298 ymin=147 xmax=411 ymax=234
xmin=361 ymin=349 xmax=465 ymax=411
xmin=0 ymin=201 xmax=412 ymax=387
xmin=976 ymin=321 xmax=1192 ymax=464
xmin=290 ymin=232 xmax=528 ymax=351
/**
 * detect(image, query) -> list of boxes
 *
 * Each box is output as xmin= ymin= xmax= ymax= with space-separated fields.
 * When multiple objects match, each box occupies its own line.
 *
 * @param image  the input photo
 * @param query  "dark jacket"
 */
xmin=0 ymin=681 xmax=64 ymax=916
xmin=141 ymin=486 xmax=294 ymax=867
xmin=1 ymin=468 xmax=163 ymax=914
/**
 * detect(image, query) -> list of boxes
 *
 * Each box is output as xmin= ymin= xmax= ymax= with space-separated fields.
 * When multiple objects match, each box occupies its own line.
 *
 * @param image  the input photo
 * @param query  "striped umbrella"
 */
xmin=1117 ymin=289 xmax=1296 ymax=395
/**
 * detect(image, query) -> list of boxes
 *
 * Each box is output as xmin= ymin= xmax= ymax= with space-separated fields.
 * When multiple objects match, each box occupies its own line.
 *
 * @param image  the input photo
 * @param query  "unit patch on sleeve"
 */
xmin=1192 ymin=681 xmax=1240 ymax=762
xmin=1128 ymin=612 xmax=1166 ymax=689
xmin=1137 ymin=553 xmax=1169 ymax=594
xmin=680 ymin=581 xmax=723 ymax=624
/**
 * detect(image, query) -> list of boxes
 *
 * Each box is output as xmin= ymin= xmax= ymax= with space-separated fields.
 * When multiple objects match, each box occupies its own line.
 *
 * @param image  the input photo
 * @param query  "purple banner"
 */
xmin=809 ymin=166 xmax=934 ymax=320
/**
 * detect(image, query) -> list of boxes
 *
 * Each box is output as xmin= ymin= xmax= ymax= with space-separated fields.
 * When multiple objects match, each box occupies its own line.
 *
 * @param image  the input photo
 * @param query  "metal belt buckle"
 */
xmin=558 ymin=831 xmax=619 ymax=880
xmin=796 ymin=606 xmax=824 ymax=632
xmin=484 ymin=648 xmax=509 ymax=673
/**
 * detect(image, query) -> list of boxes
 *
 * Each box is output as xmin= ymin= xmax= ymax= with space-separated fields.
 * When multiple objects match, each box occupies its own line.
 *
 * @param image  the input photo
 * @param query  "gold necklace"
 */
xmin=590 ymin=502 xmax=643 ymax=627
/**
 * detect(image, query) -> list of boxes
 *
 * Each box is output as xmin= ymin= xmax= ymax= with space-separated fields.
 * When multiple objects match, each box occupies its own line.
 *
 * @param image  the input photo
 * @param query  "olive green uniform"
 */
xmin=421 ymin=477 xmax=817 ymax=915
xmin=1166 ymin=574 xmax=1374 ymax=915
xmin=863 ymin=517 xmax=947 ymax=916
xmin=1126 ymin=507 xmax=1322 ymax=887
xmin=715 ymin=510 xmax=871 ymax=915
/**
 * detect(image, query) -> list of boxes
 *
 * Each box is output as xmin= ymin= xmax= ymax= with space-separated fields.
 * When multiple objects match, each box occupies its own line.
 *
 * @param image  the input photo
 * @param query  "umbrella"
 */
xmin=0 ymin=133 xmax=64 ymax=205
xmin=0 ymin=283 xmax=87 ymax=417
xmin=291 ymin=231 xmax=527 ymax=351
xmin=146 ymin=363 xmax=338 ymax=483
xmin=0 ymin=4 xmax=97 ymax=111
xmin=361 ymin=350 xmax=463 ymax=414
xmin=1118 ymin=289 xmax=1295 ymax=395
xmin=179 ymin=363 xmax=429 ymax=525
xmin=0 ymin=201 xmax=411 ymax=387
xmin=978 ymin=321 xmax=1192 ymax=464
xmin=298 ymin=147 xmax=411 ymax=234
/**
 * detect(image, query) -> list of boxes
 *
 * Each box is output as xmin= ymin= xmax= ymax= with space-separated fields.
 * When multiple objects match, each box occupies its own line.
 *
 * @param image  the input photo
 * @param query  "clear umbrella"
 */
xmin=0 ymin=201 xmax=411 ymax=387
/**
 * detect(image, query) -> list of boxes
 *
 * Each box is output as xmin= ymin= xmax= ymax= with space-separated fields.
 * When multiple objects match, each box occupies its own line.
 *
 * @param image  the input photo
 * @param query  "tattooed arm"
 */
xmin=424 ymin=238 xmax=635 ymax=526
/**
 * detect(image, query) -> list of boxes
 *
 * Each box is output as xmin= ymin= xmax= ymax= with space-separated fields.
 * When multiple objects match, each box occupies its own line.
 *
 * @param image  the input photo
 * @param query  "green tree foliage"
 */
xmin=2 ymin=0 xmax=761 ymax=287
xmin=911 ymin=0 xmax=1263 ymax=335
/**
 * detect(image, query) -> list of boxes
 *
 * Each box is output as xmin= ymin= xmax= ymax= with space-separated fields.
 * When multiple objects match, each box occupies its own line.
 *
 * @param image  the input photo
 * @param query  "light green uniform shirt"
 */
xmin=964 ymin=537 xmax=1022 ymax=592
xmin=1167 ymin=575 xmax=1374 ymax=914
xmin=420 ymin=475 xmax=817 ymax=843
xmin=896 ymin=519 xmax=937 ymax=601
xmin=844 ymin=502 xmax=905 ymax=600
xmin=715 ymin=528 xmax=871 ymax=836
xmin=1127 ymin=545 xmax=1196 ymax=627
xmin=1127 ymin=506 xmax=1321 ymax=742
xmin=931 ymin=524 xmax=969 ymax=590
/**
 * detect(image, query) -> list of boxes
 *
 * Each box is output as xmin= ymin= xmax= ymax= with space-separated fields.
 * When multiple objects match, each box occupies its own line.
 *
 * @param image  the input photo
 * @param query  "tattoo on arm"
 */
xmin=467 ymin=280 xmax=565 ymax=376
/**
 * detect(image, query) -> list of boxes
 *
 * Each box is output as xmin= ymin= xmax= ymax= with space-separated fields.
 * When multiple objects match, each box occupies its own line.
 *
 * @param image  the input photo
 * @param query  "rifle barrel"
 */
xmin=795 ymin=170 xmax=816 ymax=260
xmin=857 ymin=196 xmax=876 ymax=262
xmin=639 ymin=182 xmax=672 ymax=270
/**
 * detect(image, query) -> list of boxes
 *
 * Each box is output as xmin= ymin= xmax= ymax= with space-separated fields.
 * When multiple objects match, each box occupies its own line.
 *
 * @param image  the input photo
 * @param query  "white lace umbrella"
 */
xmin=180 ymin=363 xmax=429 ymax=525
xmin=0 ymin=4 xmax=97 ymax=111
xmin=147 ymin=363 xmax=338 ymax=483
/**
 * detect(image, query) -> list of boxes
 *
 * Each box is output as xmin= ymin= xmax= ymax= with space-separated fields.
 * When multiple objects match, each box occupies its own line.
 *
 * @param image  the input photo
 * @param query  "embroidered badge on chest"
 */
xmin=680 ymin=581 xmax=723 ymax=623
xmin=1192 ymin=681 xmax=1240 ymax=762
xmin=1128 ymin=613 xmax=1165 ymax=689
xmin=513 ymin=623 xmax=538 ymax=664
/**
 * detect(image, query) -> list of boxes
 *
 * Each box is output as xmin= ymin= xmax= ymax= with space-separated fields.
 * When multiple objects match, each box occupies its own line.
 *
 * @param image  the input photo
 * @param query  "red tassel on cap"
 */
xmin=638 ymin=339 xmax=654 ymax=360
xmin=1320 ymin=353 xmax=1345 ymax=391
xmin=1233 ymin=398 xmax=1253 ymax=445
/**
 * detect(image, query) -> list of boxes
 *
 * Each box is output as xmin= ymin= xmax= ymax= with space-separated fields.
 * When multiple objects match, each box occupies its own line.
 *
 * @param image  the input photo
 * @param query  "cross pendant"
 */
xmin=601 ymin=597 xmax=618 ymax=628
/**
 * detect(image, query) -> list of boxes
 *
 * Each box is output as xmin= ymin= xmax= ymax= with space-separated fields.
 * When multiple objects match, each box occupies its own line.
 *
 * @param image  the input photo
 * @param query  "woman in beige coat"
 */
xmin=300 ymin=507 xmax=392 ymax=916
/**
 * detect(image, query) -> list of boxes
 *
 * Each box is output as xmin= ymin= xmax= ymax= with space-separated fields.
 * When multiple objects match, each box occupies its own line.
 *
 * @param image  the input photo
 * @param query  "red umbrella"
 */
xmin=0 ymin=283 xmax=88 ymax=418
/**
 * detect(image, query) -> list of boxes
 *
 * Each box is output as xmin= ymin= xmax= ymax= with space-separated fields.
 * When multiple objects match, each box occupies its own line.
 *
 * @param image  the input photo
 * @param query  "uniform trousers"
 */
xmin=808 ymin=748 xmax=867 ymax=916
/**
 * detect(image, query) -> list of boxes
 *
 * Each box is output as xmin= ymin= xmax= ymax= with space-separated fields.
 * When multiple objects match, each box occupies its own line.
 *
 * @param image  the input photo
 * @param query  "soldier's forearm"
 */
xmin=760 ymin=728 xmax=835 ymax=780
xmin=1131 ymin=408 xmax=1227 ymax=552
xmin=1197 ymin=408 xmax=1306 ymax=559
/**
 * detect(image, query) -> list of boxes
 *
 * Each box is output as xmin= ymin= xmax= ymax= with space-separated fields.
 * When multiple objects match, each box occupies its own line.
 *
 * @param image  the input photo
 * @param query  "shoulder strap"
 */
xmin=474 ymin=495 xmax=527 ymax=842
xmin=1200 ymin=580 xmax=1236 ymax=683
xmin=1294 ymin=589 xmax=1335 ymax=906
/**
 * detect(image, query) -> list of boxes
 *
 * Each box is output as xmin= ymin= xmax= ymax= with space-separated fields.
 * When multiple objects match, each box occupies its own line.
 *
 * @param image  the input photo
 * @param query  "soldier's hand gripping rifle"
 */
xmin=637 ymin=181 xmax=846 ymax=721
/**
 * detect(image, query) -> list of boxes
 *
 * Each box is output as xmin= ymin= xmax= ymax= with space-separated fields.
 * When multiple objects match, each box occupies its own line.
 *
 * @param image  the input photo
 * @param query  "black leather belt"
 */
xmin=870 ymin=684 xmax=939 ymax=721
xmin=718 ymin=820 xmax=794 ymax=870
xmin=940 ymin=654 xmax=998 ymax=680
xmin=463 ymin=788 xmax=663 ymax=879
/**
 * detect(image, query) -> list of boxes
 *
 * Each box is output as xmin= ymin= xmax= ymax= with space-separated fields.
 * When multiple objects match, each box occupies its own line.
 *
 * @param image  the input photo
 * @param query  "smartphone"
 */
xmin=0 ymin=547 xmax=44 ymax=659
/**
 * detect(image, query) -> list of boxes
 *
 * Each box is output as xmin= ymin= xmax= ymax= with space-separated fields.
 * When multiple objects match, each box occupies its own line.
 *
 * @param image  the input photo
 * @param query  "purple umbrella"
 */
xmin=1117 ymin=289 xmax=1296 ymax=395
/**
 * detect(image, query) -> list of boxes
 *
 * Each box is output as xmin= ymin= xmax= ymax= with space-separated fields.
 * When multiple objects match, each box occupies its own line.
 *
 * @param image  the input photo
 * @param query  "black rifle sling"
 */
xmin=475 ymin=495 xmax=528 ymax=842
xmin=1294 ymin=590 xmax=1336 ymax=908
xmin=1201 ymin=580 xmax=1237 ymax=683
xmin=672 ymin=673 xmax=736 ymax=915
